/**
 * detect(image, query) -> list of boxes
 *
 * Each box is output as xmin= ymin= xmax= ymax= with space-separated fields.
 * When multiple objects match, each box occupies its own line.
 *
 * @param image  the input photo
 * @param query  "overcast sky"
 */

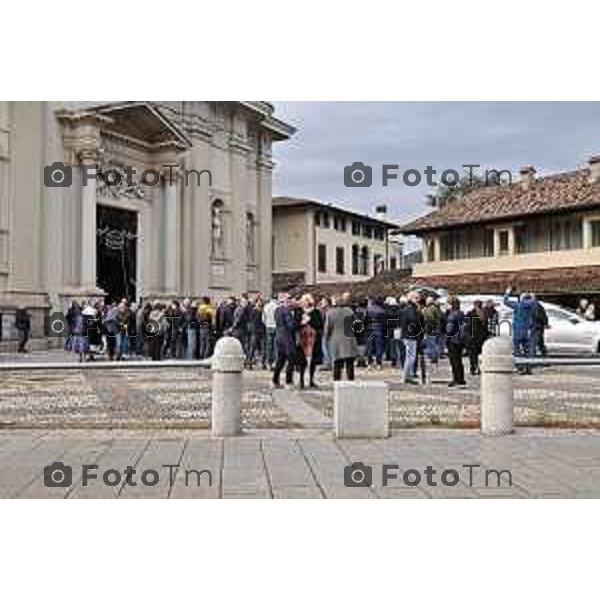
xmin=272 ymin=102 xmax=600 ymax=234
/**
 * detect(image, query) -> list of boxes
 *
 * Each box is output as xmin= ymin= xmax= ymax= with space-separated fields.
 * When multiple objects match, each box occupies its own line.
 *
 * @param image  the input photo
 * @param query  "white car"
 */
xmin=444 ymin=295 xmax=600 ymax=355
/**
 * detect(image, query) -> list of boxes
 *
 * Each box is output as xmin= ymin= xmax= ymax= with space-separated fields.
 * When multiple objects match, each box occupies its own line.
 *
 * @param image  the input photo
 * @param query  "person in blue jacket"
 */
xmin=503 ymin=287 xmax=536 ymax=374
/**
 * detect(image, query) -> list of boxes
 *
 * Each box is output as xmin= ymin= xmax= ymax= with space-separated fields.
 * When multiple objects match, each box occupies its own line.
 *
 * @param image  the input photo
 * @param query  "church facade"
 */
xmin=0 ymin=101 xmax=294 ymax=342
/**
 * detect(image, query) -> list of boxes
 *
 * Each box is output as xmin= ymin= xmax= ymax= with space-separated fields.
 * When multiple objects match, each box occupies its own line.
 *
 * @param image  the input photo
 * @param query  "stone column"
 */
xmin=257 ymin=151 xmax=274 ymax=296
xmin=229 ymin=133 xmax=250 ymax=295
xmin=583 ymin=218 xmax=593 ymax=249
xmin=433 ymin=235 xmax=441 ymax=262
xmin=480 ymin=336 xmax=515 ymax=435
xmin=79 ymin=149 xmax=98 ymax=291
xmin=211 ymin=336 xmax=245 ymax=436
xmin=189 ymin=126 xmax=213 ymax=295
xmin=507 ymin=226 xmax=516 ymax=255
xmin=161 ymin=165 xmax=180 ymax=294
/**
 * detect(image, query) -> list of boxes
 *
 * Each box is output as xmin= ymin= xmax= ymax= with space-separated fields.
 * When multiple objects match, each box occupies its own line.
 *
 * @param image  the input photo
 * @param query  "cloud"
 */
xmin=272 ymin=101 xmax=600 ymax=230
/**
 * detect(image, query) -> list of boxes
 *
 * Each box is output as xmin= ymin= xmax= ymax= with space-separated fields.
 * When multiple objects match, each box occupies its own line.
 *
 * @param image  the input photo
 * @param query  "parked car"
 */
xmin=442 ymin=295 xmax=600 ymax=355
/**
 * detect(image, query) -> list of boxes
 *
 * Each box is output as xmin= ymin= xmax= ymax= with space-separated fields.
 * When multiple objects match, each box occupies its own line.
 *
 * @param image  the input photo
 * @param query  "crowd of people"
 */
xmin=16 ymin=286 xmax=598 ymax=385
xmin=54 ymin=289 xmax=519 ymax=388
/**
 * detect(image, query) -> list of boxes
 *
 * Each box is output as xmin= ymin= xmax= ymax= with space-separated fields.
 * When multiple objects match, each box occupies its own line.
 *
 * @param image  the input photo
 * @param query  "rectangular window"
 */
xmin=335 ymin=247 xmax=345 ymax=274
xmin=363 ymin=224 xmax=372 ymax=238
xmin=318 ymin=244 xmax=327 ymax=273
xmin=426 ymin=239 xmax=435 ymax=262
xmin=499 ymin=230 xmax=509 ymax=255
xmin=373 ymin=253 xmax=383 ymax=274
xmin=351 ymin=245 xmax=359 ymax=274
xmin=483 ymin=229 xmax=495 ymax=257
xmin=390 ymin=257 xmax=397 ymax=270
xmin=314 ymin=211 xmax=321 ymax=227
xmin=592 ymin=221 xmax=600 ymax=247
xmin=514 ymin=225 xmax=527 ymax=254
xmin=333 ymin=215 xmax=346 ymax=232
xmin=322 ymin=212 xmax=330 ymax=228
xmin=441 ymin=232 xmax=462 ymax=261
xmin=352 ymin=220 xmax=361 ymax=235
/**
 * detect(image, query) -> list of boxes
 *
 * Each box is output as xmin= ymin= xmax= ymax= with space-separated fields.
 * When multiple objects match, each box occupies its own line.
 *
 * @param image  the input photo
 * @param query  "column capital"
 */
xmin=78 ymin=148 xmax=101 ymax=165
xmin=256 ymin=155 xmax=275 ymax=171
xmin=58 ymin=109 xmax=108 ymax=165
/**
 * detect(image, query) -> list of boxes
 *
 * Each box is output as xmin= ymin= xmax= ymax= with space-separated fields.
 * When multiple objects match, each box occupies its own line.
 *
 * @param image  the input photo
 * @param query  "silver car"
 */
xmin=450 ymin=295 xmax=600 ymax=355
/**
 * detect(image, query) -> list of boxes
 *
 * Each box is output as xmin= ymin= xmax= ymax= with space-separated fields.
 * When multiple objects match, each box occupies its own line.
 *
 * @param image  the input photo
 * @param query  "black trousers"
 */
xmin=148 ymin=335 xmax=162 ymax=361
xmin=297 ymin=352 xmax=318 ymax=386
xmin=468 ymin=341 xmax=483 ymax=374
xmin=333 ymin=357 xmax=355 ymax=381
xmin=447 ymin=344 xmax=465 ymax=384
xmin=273 ymin=350 xmax=295 ymax=386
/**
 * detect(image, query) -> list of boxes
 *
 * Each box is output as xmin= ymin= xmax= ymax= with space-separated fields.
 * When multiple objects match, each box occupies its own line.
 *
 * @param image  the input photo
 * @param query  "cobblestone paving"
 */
xmin=1 ymin=428 xmax=600 ymax=498
xmin=1 ymin=351 xmax=600 ymax=428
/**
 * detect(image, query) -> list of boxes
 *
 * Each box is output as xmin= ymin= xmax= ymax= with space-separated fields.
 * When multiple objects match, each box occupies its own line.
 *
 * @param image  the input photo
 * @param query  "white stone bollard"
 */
xmin=334 ymin=381 xmax=389 ymax=438
xmin=211 ymin=336 xmax=245 ymax=437
xmin=480 ymin=336 xmax=515 ymax=435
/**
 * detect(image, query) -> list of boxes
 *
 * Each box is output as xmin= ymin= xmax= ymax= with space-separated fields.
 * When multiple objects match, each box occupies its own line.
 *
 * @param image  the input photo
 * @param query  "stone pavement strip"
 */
xmin=2 ymin=428 xmax=600 ymax=498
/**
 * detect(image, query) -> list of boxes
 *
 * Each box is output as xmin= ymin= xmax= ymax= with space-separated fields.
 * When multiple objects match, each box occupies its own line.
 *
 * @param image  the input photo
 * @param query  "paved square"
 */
xmin=2 ymin=428 xmax=600 ymax=498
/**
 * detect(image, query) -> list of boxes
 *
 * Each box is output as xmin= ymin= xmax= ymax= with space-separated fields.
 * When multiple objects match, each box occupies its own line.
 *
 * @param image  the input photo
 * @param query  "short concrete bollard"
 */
xmin=334 ymin=381 xmax=389 ymax=438
xmin=211 ymin=336 xmax=245 ymax=437
xmin=480 ymin=336 xmax=515 ymax=435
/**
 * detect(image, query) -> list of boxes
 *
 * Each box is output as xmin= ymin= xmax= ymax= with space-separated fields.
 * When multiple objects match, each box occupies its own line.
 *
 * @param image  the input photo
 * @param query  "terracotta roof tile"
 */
xmin=401 ymin=169 xmax=600 ymax=234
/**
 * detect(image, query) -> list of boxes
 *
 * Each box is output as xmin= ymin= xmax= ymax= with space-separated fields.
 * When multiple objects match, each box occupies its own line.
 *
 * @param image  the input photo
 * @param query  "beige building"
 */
xmin=401 ymin=160 xmax=600 ymax=301
xmin=272 ymin=197 xmax=403 ymax=288
xmin=0 ymin=101 xmax=294 ymax=342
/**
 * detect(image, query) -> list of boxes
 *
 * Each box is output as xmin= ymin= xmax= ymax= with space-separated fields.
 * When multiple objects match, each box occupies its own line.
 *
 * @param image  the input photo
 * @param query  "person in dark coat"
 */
xmin=445 ymin=296 xmax=467 ymax=387
xmin=229 ymin=295 xmax=250 ymax=354
xmin=15 ymin=307 xmax=32 ymax=353
xmin=353 ymin=297 xmax=369 ymax=367
xmin=272 ymin=295 xmax=298 ymax=388
xmin=531 ymin=295 xmax=548 ymax=357
xmin=366 ymin=296 xmax=386 ymax=369
xmin=483 ymin=299 xmax=499 ymax=337
xmin=297 ymin=294 xmax=324 ymax=388
xmin=215 ymin=297 xmax=235 ymax=340
xmin=247 ymin=298 xmax=266 ymax=369
xmin=65 ymin=300 xmax=79 ymax=351
xmin=466 ymin=299 xmax=488 ymax=375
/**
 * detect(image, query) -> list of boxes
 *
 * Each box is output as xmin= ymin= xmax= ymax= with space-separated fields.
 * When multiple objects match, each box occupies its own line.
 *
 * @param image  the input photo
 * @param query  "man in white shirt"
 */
xmin=263 ymin=295 xmax=280 ymax=369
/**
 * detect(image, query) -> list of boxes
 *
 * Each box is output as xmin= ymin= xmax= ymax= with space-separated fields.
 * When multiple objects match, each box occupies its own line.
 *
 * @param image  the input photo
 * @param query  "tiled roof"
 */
xmin=274 ymin=266 xmax=600 ymax=298
xmin=411 ymin=266 xmax=600 ymax=295
xmin=273 ymin=196 xmax=402 ymax=229
xmin=401 ymin=169 xmax=600 ymax=234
